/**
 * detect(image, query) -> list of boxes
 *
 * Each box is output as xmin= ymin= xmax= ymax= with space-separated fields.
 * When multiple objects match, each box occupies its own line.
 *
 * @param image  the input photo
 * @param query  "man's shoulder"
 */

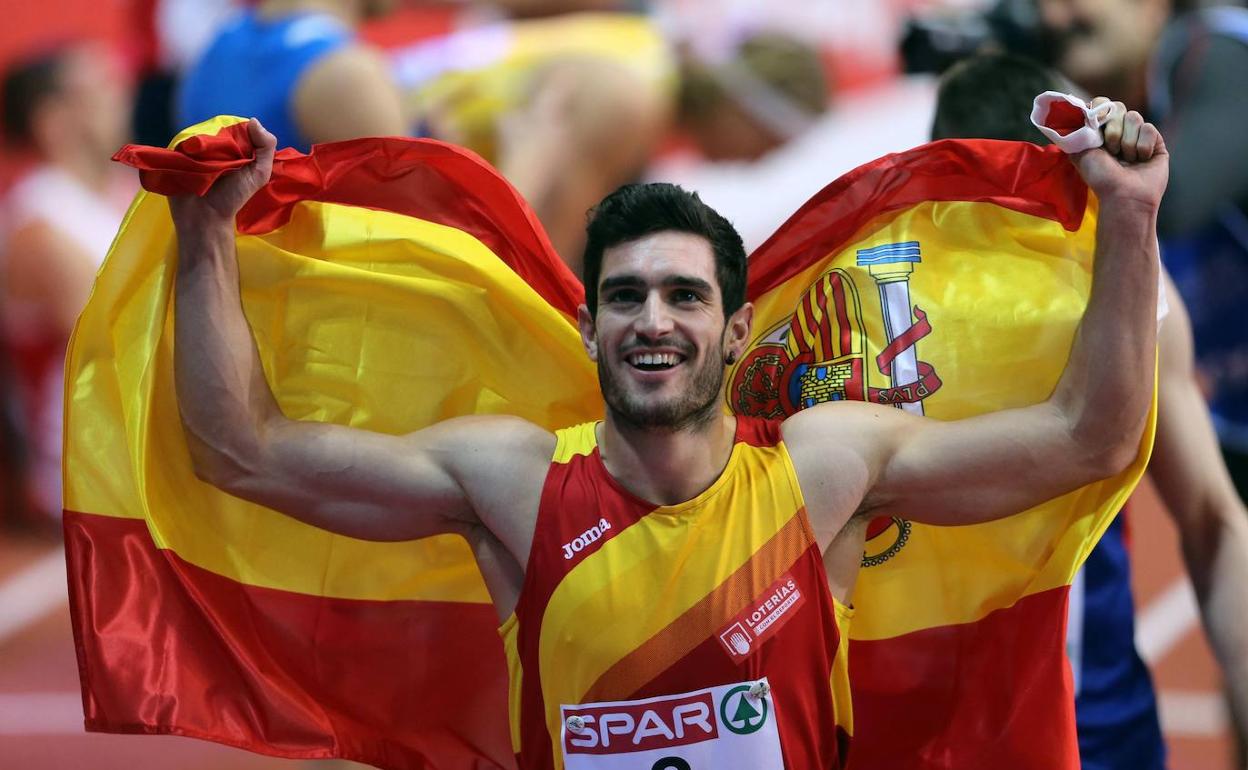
xmin=780 ymin=400 xmax=893 ymax=443
xmin=433 ymin=414 xmax=557 ymax=458
xmin=779 ymin=402 xmax=893 ymax=486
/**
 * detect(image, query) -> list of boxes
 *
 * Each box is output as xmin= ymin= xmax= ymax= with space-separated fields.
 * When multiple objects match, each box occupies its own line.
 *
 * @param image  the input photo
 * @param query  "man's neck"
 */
xmin=597 ymin=411 xmax=738 ymax=507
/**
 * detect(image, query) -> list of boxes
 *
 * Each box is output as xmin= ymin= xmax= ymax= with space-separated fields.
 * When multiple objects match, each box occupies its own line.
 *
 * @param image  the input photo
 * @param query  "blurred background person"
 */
xmin=1035 ymin=0 xmax=1248 ymax=505
xmin=179 ymin=0 xmax=670 ymax=273
xmin=389 ymin=9 xmax=673 ymax=273
xmin=177 ymin=0 xmax=407 ymax=152
xmin=931 ymin=50 xmax=1248 ymax=770
xmin=639 ymin=0 xmax=958 ymax=253
xmin=0 ymin=42 xmax=136 ymax=526
xmin=129 ymin=0 xmax=240 ymax=147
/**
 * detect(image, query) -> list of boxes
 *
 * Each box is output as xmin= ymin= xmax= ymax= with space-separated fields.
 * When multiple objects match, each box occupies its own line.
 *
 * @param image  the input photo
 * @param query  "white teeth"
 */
xmin=629 ymin=352 xmax=681 ymax=367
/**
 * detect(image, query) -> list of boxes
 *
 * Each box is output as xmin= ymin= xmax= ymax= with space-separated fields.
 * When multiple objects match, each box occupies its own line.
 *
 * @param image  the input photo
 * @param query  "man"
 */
xmin=0 ymin=42 xmax=135 ymax=522
xmin=168 ymin=107 xmax=1164 ymax=767
xmin=932 ymin=50 xmax=1248 ymax=769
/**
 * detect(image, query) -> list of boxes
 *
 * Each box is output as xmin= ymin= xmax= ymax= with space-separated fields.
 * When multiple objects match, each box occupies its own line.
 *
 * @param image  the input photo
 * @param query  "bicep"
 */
xmin=863 ymin=401 xmax=1097 ymax=525
xmin=786 ymin=401 xmax=1088 ymax=530
xmin=224 ymin=416 xmax=493 ymax=542
xmin=293 ymin=45 xmax=407 ymax=144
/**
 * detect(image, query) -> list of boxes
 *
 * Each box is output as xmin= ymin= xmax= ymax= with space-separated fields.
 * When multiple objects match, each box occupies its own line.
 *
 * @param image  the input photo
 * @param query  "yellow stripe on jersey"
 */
xmin=552 ymin=421 xmax=598 ymax=464
xmin=536 ymin=431 xmax=810 ymax=734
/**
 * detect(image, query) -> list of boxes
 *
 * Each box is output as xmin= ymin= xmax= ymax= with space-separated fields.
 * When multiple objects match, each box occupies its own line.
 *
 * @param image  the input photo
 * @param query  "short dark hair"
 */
xmin=931 ymin=52 xmax=1064 ymax=143
xmin=1 ymin=49 xmax=67 ymax=147
xmin=583 ymin=183 xmax=747 ymax=319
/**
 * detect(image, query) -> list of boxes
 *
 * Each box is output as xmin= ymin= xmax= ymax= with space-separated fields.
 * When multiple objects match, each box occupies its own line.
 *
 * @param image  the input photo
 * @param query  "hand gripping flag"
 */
xmin=68 ymin=118 xmax=1152 ymax=769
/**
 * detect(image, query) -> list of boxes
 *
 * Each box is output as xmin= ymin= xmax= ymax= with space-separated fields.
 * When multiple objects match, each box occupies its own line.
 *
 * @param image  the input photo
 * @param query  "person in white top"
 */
xmin=1 ymin=41 xmax=136 ymax=520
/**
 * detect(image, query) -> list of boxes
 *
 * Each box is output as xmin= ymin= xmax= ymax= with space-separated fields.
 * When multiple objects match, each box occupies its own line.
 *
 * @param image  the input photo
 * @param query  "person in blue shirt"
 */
xmin=178 ymin=0 xmax=406 ymax=153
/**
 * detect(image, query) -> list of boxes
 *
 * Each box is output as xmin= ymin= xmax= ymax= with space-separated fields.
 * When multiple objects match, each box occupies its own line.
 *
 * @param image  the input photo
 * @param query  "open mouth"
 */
xmin=627 ymin=352 xmax=686 ymax=372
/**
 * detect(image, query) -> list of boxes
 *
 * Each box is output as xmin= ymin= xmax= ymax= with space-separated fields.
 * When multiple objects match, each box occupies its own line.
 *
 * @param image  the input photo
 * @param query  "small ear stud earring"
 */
xmin=725 ymin=352 xmax=737 ymax=365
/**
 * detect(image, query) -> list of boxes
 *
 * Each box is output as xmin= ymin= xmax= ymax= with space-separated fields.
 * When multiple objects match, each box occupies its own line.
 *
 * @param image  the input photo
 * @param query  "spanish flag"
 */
xmin=66 ymin=118 xmax=1150 ymax=769
xmin=732 ymin=141 xmax=1153 ymax=769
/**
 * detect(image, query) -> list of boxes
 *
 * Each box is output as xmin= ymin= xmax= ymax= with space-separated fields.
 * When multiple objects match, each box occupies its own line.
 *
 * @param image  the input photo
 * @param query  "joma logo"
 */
xmin=562 ymin=518 xmax=612 ymax=560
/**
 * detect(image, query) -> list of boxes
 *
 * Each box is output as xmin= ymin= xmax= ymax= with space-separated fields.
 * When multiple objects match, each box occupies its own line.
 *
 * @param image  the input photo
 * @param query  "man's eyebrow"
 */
xmin=663 ymin=275 xmax=714 ymax=292
xmin=599 ymin=275 xmax=645 ymax=292
xmin=598 ymin=275 xmax=715 ymax=292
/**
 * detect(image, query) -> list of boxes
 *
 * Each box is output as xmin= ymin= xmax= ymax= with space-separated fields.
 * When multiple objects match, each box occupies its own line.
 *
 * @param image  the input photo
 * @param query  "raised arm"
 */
xmin=787 ymin=101 xmax=1168 ymax=528
xmin=169 ymin=120 xmax=550 ymax=547
xmin=1149 ymin=273 xmax=1248 ymax=739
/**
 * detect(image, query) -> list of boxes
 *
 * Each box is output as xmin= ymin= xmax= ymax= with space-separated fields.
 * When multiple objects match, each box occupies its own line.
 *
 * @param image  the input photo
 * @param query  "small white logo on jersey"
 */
xmin=720 ymin=623 xmax=752 ymax=656
xmin=562 ymin=518 xmax=612 ymax=560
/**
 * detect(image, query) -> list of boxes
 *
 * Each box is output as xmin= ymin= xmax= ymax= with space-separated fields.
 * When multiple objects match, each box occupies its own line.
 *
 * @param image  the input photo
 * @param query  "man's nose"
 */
xmin=636 ymin=294 xmax=675 ymax=337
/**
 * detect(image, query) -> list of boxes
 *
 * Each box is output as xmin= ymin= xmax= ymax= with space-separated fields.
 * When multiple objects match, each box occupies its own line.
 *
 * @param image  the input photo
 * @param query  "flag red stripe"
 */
xmin=812 ymin=275 xmax=835 ymax=360
xmin=747 ymin=140 xmax=1089 ymax=298
xmin=63 ymin=510 xmax=515 ymax=769
xmin=828 ymin=272 xmax=853 ymax=358
xmin=847 ymin=586 xmax=1077 ymax=770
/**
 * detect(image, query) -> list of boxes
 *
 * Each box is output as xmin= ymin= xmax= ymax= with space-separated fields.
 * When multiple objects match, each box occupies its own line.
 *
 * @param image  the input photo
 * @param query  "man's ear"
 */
xmin=577 ymin=304 xmax=599 ymax=361
xmin=723 ymin=302 xmax=754 ymax=363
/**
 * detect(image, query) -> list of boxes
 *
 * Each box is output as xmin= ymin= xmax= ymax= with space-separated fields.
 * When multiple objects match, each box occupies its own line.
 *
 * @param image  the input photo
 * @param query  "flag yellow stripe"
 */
xmin=65 ymin=193 xmax=599 ymax=601
xmin=740 ymin=197 xmax=1155 ymax=640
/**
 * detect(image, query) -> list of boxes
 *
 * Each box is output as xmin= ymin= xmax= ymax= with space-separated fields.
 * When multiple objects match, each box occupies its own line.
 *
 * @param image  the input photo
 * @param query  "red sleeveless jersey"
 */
xmin=500 ymin=417 xmax=853 ymax=769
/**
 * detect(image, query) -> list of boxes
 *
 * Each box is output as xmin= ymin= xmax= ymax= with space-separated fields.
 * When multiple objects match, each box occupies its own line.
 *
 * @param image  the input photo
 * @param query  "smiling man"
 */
xmin=169 ymin=106 xmax=1167 ymax=769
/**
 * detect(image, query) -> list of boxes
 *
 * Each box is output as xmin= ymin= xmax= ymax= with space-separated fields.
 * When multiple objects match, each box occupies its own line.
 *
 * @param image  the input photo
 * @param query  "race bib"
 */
xmin=560 ymin=679 xmax=783 ymax=770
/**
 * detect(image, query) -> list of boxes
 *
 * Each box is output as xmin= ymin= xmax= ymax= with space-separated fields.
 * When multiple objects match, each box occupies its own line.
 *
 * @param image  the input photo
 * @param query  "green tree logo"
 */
xmin=719 ymin=685 xmax=769 ymax=735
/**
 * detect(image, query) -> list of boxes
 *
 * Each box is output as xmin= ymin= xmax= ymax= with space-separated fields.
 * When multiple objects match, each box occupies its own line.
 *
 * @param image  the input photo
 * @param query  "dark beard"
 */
xmin=598 ymin=349 xmax=724 ymax=433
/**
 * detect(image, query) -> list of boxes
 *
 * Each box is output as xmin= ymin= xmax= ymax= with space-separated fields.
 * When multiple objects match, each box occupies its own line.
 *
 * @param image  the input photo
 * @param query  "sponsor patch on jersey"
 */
xmin=717 ymin=571 xmax=806 ymax=664
xmin=560 ymin=680 xmax=782 ymax=769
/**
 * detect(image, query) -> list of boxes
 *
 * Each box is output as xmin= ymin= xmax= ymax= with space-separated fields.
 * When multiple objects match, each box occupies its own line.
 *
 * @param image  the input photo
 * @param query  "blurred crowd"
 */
xmin=0 ymin=0 xmax=1246 ymax=765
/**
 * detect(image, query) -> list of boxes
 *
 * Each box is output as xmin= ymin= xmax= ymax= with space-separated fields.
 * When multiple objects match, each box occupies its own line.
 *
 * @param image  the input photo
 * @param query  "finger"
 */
xmin=248 ymin=119 xmax=276 ymax=158
xmin=1120 ymin=110 xmax=1143 ymax=163
xmin=1087 ymin=95 xmax=1113 ymax=124
xmin=1138 ymin=122 xmax=1165 ymax=161
xmin=247 ymin=118 xmax=276 ymax=183
xmin=1102 ymin=100 xmax=1127 ymax=155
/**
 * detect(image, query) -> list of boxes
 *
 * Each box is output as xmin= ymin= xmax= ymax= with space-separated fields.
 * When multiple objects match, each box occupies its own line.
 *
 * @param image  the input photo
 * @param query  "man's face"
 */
xmin=1036 ymin=0 xmax=1169 ymax=92
xmin=579 ymin=232 xmax=746 ymax=431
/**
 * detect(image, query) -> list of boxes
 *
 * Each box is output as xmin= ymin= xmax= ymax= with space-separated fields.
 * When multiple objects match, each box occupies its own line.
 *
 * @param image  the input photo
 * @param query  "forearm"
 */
xmin=1179 ymin=505 xmax=1248 ymax=735
xmin=173 ymin=210 xmax=283 ymax=484
xmin=1050 ymin=199 xmax=1159 ymax=470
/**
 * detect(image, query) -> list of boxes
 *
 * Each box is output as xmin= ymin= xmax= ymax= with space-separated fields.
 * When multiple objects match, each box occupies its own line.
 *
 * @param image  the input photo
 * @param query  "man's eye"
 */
xmin=608 ymin=290 xmax=643 ymax=303
xmin=673 ymin=289 xmax=702 ymax=303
